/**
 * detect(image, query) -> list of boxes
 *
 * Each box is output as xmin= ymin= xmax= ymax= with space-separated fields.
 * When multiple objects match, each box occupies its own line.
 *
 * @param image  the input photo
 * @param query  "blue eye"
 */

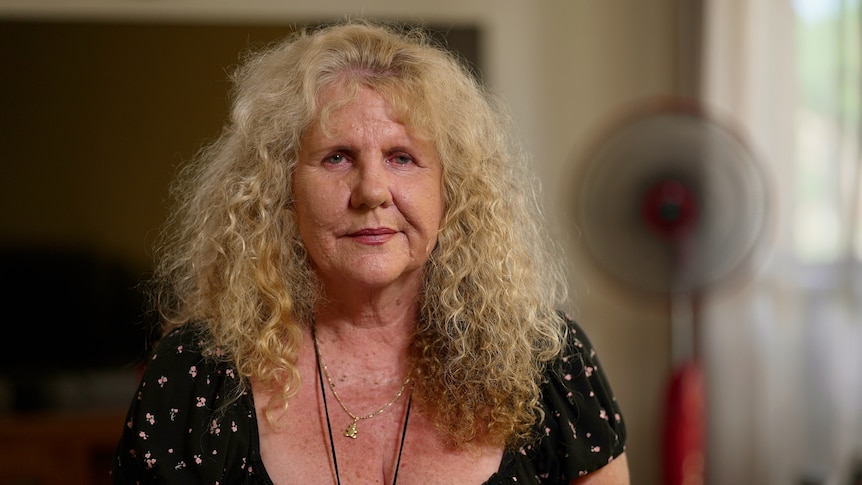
xmin=325 ymin=154 xmax=346 ymax=165
xmin=392 ymin=154 xmax=413 ymax=165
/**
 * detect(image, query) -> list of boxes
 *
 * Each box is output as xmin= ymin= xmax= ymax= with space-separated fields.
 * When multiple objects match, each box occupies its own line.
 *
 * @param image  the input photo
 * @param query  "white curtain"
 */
xmin=701 ymin=1 xmax=862 ymax=484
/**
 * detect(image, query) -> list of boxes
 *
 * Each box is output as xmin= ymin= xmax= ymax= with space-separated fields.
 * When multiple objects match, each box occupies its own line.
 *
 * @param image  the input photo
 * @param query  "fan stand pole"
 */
xmin=663 ymin=244 xmax=706 ymax=485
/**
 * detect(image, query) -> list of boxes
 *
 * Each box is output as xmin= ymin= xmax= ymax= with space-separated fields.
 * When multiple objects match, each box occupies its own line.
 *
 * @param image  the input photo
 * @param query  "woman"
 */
xmin=111 ymin=18 xmax=629 ymax=484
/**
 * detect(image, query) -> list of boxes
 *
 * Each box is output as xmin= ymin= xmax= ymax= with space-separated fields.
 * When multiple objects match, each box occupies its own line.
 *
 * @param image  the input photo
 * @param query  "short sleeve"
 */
xmin=495 ymin=313 xmax=627 ymax=484
xmin=110 ymin=326 xmax=265 ymax=484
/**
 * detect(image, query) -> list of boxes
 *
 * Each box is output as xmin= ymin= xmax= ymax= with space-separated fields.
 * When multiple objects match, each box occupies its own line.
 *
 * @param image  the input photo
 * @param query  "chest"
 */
xmin=253 ymin=379 xmax=503 ymax=485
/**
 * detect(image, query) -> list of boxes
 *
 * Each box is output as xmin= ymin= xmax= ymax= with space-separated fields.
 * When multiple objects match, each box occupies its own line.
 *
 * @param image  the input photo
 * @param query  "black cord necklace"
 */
xmin=313 ymin=326 xmax=412 ymax=485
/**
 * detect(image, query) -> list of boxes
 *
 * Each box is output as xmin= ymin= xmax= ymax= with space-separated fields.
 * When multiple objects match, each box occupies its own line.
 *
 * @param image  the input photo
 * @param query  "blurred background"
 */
xmin=0 ymin=1 xmax=860 ymax=484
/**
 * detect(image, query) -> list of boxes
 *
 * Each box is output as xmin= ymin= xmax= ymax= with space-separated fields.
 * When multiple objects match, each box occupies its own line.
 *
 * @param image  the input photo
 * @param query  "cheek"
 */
xmin=429 ymin=177 xmax=446 ymax=227
xmin=428 ymin=196 xmax=445 ymax=231
xmin=294 ymin=181 xmax=346 ymax=235
xmin=412 ymin=182 xmax=445 ymax=239
xmin=292 ymin=180 xmax=320 ymax=234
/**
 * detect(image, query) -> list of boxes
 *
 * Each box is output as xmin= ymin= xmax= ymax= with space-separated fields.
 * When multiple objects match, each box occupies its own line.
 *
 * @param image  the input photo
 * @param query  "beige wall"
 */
xmin=0 ymin=1 xmax=680 ymax=483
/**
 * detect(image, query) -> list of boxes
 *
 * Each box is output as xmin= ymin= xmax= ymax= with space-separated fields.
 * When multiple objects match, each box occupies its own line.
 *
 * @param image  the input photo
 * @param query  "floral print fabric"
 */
xmin=111 ymin=315 xmax=626 ymax=484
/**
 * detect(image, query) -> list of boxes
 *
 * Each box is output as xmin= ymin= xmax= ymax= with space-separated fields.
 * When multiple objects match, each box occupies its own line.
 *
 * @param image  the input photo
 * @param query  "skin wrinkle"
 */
xmin=147 ymin=18 xmax=612 ymax=461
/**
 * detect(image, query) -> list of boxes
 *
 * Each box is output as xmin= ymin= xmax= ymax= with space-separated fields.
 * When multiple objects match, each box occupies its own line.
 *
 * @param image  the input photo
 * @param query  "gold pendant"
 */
xmin=344 ymin=421 xmax=358 ymax=439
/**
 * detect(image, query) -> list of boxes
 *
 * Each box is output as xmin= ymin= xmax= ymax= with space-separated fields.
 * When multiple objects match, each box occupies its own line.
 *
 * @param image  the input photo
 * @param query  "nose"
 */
xmin=349 ymin=160 xmax=392 ymax=209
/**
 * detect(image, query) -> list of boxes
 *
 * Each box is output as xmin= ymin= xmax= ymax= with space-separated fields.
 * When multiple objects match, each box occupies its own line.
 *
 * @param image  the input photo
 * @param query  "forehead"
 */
xmin=311 ymin=82 xmax=435 ymax=145
xmin=321 ymin=84 xmax=395 ymax=119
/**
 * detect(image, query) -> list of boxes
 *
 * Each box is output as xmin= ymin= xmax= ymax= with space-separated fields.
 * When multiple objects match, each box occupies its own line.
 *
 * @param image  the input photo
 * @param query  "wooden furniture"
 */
xmin=0 ymin=410 xmax=125 ymax=485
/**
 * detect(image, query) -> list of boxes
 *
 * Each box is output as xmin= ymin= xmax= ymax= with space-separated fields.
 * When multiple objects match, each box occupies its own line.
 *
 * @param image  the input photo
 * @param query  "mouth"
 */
xmin=350 ymin=227 xmax=396 ymax=236
xmin=347 ymin=227 xmax=397 ymax=245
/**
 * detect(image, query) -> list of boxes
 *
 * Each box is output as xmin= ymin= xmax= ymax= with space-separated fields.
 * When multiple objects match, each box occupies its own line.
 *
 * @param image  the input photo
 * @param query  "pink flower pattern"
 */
xmin=111 ymin=314 xmax=626 ymax=484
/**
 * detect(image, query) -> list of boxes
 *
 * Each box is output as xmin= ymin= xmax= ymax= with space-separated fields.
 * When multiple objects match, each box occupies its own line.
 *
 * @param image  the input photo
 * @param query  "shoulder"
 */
xmin=130 ymin=325 xmax=238 ymax=410
xmin=148 ymin=324 xmax=208 ymax=368
xmin=111 ymin=325 xmax=263 ymax=483
xmin=145 ymin=325 xmax=221 ymax=379
xmin=517 ymin=313 xmax=628 ymax=481
xmin=553 ymin=312 xmax=626 ymax=437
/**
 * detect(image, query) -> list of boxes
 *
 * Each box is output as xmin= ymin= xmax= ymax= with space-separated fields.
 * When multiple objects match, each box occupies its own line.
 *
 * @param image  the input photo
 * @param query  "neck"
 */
xmin=317 ymin=270 xmax=424 ymax=321
xmin=317 ymin=292 xmax=419 ymax=325
xmin=310 ymin=322 xmax=413 ymax=389
xmin=311 ymin=303 xmax=416 ymax=363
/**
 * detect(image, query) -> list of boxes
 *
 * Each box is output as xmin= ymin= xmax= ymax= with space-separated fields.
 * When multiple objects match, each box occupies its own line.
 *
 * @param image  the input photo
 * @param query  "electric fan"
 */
xmin=573 ymin=99 xmax=771 ymax=485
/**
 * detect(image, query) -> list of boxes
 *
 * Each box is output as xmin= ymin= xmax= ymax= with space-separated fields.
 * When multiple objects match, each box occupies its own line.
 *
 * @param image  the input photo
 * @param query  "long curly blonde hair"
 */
xmin=150 ymin=17 xmax=570 ymax=449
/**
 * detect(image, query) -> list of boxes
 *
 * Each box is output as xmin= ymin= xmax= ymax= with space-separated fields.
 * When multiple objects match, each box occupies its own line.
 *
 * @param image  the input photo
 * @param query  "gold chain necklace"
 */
xmin=313 ymin=330 xmax=412 ymax=439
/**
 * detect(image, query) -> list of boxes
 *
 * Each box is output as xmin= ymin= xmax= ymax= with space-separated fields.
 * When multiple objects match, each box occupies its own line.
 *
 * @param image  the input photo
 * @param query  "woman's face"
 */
xmin=293 ymin=84 xmax=444 ymax=294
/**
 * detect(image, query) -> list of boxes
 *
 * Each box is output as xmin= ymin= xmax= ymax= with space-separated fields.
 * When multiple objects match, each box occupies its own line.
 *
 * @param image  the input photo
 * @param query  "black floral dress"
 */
xmin=111 ymin=315 xmax=626 ymax=484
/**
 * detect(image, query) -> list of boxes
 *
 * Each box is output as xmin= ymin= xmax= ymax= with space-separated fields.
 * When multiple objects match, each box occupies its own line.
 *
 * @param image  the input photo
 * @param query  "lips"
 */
xmin=351 ymin=227 xmax=395 ymax=236
xmin=348 ymin=227 xmax=397 ymax=244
